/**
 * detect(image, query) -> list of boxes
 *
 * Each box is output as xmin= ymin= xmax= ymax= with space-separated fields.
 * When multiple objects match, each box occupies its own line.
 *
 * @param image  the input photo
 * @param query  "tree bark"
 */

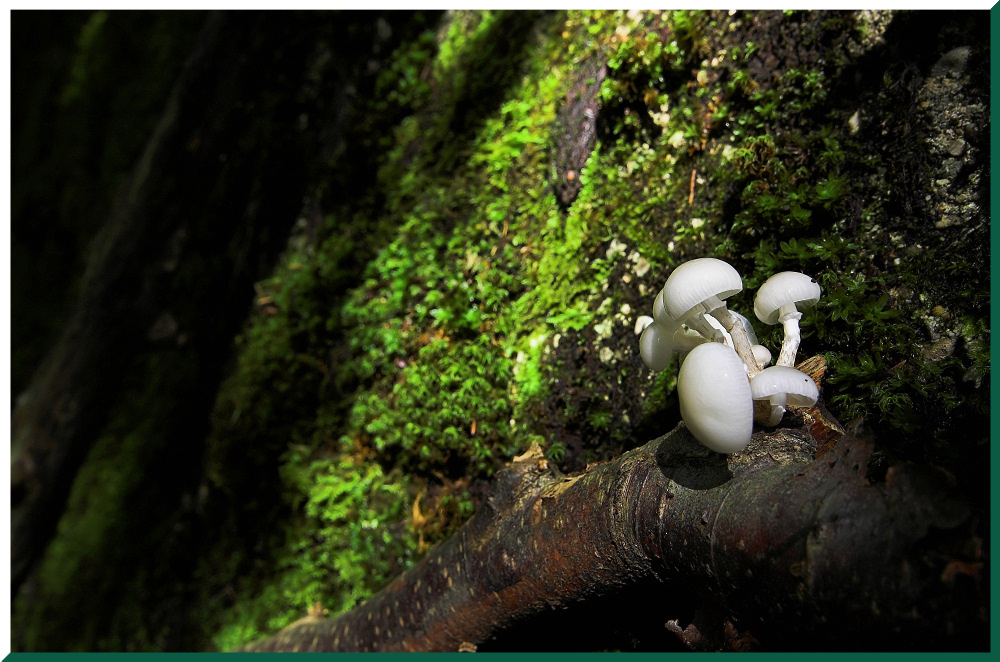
xmin=240 ymin=397 xmax=985 ymax=652
xmin=10 ymin=13 xmax=224 ymax=594
xmin=10 ymin=11 xmax=320 ymax=598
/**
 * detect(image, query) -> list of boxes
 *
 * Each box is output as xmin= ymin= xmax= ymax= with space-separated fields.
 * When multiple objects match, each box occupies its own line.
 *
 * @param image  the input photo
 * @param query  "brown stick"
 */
xmin=240 ymin=412 xmax=984 ymax=652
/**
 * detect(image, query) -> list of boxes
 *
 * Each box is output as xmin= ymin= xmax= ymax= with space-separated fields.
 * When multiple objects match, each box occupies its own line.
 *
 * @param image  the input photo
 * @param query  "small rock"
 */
xmin=946 ymin=138 xmax=967 ymax=156
xmin=921 ymin=335 xmax=956 ymax=362
xmin=930 ymin=46 xmax=971 ymax=78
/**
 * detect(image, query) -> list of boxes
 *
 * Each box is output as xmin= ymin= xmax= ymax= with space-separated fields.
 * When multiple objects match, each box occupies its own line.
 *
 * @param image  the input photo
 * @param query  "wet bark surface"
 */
xmin=550 ymin=57 xmax=606 ymax=208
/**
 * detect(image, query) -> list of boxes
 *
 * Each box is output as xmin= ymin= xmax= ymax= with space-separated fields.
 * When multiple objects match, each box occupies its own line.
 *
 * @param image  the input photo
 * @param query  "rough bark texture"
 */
xmin=242 ymin=400 xmax=984 ymax=652
xmin=10 ymin=13 xmax=225 ymax=593
xmin=10 ymin=10 xmax=321 ymax=599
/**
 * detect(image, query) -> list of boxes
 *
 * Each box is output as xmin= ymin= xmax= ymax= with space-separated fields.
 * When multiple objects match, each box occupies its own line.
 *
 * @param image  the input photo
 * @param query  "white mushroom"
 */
xmin=656 ymin=281 xmax=724 ymax=344
xmin=635 ymin=315 xmax=654 ymax=336
xmin=639 ymin=318 xmax=705 ymax=372
xmin=662 ymin=258 xmax=762 ymax=377
xmin=749 ymin=365 xmax=819 ymax=426
xmin=652 ymin=288 xmax=713 ymax=349
xmin=638 ymin=290 xmax=708 ymax=372
xmin=751 ymin=344 xmax=773 ymax=369
xmin=677 ymin=342 xmax=754 ymax=453
xmin=754 ymin=271 xmax=821 ymax=368
xmin=638 ymin=321 xmax=674 ymax=372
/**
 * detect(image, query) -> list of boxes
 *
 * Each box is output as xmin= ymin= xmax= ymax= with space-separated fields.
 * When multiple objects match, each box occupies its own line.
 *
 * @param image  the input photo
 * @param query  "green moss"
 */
xmin=15 ymin=351 xmax=202 ymax=651
xmin=211 ymin=455 xmax=416 ymax=651
xmin=346 ymin=336 xmax=515 ymax=475
xmin=201 ymin=11 xmax=580 ymax=647
xmin=203 ymin=9 xmax=988 ymax=650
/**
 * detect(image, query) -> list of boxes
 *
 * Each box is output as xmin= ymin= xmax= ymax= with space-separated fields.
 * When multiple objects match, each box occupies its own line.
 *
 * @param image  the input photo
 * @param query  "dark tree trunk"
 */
xmin=10 ymin=11 xmax=319 ymax=598
xmin=241 ymin=397 xmax=985 ymax=652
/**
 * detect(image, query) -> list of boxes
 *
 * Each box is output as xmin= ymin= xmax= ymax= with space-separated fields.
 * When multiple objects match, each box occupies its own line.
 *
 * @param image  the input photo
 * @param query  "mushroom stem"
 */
xmin=753 ymin=396 xmax=785 ymax=426
xmin=750 ymin=364 xmax=820 ymax=427
xmin=672 ymin=326 xmax=709 ymax=353
xmin=707 ymin=304 xmax=762 ymax=378
xmin=687 ymin=313 xmax=726 ymax=344
xmin=776 ymin=306 xmax=803 ymax=367
xmin=652 ymin=291 xmax=715 ymax=353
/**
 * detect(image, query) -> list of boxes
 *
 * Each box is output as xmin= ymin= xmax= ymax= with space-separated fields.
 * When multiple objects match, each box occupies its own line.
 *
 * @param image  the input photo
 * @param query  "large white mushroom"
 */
xmin=662 ymin=258 xmax=762 ymax=377
xmin=677 ymin=342 xmax=754 ymax=453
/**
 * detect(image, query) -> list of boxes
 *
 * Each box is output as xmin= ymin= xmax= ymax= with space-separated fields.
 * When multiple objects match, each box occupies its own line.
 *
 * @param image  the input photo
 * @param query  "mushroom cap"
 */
xmin=634 ymin=315 xmax=654 ymax=336
xmin=751 ymin=344 xmax=773 ymax=368
xmin=750 ymin=365 xmax=819 ymax=407
xmin=753 ymin=271 xmax=821 ymax=324
xmin=662 ymin=258 xmax=743 ymax=322
xmin=639 ymin=321 xmax=674 ymax=372
xmin=678 ymin=342 xmax=753 ymax=453
xmin=652 ymin=288 xmax=674 ymax=327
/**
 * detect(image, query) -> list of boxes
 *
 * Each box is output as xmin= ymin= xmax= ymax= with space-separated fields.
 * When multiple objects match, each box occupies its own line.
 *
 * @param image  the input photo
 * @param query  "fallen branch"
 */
xmin=241 ymin=398 xmax=985 ymax=651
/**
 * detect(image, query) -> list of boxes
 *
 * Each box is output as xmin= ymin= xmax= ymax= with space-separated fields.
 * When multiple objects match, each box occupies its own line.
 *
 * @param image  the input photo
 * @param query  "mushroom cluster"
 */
xmin=637 ymin=258 xmax=821 ymax=453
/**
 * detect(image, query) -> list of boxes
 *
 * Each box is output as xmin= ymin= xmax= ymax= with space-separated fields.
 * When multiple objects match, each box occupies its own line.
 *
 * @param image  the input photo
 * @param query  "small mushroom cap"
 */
xmin=678 ymin=342 xmax=753 ymax=453
xmin=639 ymin=322 xmax=674 ymax=372
xmin=751 ymin=344 xmax=773 ymax=368
xmin=750 ymin=365 xmax=819 ymax=407
xmin=754 ymin=271 xmax=821 ymax=324
xmin=662 ymin=258 xmax=743 ymax=322
xmin=634 ymin=315 xmax=654 ymax=336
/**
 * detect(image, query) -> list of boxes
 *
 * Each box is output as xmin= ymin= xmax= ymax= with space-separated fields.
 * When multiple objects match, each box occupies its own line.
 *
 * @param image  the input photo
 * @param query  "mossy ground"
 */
xmin=14 ymin=10 xmax=989 ymax=651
